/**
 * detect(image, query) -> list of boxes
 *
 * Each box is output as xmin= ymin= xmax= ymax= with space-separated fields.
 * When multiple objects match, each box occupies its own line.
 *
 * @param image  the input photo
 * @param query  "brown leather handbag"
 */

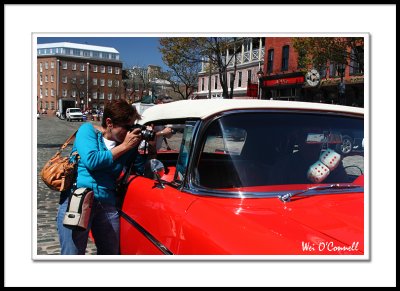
xmin=40 ymin=130 xmax=79 ymax=192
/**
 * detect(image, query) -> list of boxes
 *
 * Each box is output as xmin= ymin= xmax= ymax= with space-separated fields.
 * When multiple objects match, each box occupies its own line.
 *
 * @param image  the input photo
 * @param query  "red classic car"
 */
xmin=119 ymin=99 xmax=365 ymax=256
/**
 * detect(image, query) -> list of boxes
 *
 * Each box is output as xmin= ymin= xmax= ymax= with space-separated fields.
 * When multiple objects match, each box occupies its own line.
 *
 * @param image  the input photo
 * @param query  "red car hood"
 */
xmin=184 ymin=192 xmax=364 ymax=255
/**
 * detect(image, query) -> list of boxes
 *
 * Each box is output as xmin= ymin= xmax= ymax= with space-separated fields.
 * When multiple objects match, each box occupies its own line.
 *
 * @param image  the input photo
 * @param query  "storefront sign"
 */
xmin=305 ymin=69 xmax=321 ymax=87
xmin=264 ymin=76 xmax=305 ymax=87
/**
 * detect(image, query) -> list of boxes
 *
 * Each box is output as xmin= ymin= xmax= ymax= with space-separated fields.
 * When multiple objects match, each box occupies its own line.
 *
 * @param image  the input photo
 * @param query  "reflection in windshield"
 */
xmin=195 ymin=112 xmax=364 ymax=190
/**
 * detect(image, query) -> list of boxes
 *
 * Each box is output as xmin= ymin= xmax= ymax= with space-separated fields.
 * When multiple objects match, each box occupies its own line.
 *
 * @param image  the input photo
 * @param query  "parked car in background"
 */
xmin=335 ymin=130 xmax=365 ymax=155
xmin=65 ymin=108 xmax=84 ymax=122
xmin=118 ymin=99 xmax=365 ymax=256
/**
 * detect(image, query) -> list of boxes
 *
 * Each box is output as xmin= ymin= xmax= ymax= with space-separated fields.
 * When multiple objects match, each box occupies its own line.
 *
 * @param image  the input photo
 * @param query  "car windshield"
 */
xmin=194 ymin=112 xmax=364 ymax=190
xmin=69 ymin=109 xmax=81 ymax=113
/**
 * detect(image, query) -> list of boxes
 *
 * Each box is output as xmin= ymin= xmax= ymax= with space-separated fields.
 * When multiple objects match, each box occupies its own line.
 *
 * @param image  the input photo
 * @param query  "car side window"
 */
xmin=174 ymin=121 xmax=197 ymax=183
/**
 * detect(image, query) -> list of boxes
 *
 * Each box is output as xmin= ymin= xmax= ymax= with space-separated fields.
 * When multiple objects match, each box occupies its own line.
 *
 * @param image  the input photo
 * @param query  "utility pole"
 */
xmin=86 ymin=62 xmax=90 ymax=110
xmin=56 ymin=59 xmax=60 ymax=111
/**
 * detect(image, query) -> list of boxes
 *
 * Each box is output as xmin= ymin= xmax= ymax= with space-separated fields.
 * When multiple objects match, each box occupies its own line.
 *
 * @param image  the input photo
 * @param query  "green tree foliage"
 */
xmin=159 ymin=38 xmax=203 ymax=99
xmin=293 ymin=37 xmax=364 ymax=75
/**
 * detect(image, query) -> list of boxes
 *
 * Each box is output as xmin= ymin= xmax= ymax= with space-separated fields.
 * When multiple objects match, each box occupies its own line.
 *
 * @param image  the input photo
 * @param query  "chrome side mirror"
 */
xmin=150 ymin=159 xmax=165 ymax=189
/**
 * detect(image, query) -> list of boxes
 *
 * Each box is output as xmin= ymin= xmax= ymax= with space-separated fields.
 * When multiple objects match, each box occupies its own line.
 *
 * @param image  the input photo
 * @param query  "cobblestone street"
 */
xmin=36 ymin=115 xmax=98 ymax=255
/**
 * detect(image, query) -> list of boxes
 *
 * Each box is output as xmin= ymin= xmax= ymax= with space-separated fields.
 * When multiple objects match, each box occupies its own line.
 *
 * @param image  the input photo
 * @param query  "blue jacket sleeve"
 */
xmin=75 ymin=123 xmax=113 ymax=171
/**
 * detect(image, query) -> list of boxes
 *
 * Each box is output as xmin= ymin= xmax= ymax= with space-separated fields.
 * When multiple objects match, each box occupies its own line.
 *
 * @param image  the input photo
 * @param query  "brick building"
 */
xmin=259 ymin=37 xmax=364 ymax=106
xmin=37 ymin=42 xmax=124 ymax=115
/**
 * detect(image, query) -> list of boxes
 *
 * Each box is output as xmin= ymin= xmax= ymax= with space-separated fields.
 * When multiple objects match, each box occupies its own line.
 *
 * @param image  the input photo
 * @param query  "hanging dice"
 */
xmin=320 ymin=149 xmax=341 ymax=171
xmin=307 ymin=161 xmax=330 ymax=183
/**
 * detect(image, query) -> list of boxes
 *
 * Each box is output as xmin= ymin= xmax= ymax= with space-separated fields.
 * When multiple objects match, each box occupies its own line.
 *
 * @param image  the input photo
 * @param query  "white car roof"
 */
xmin=138 ymin=99 xmax=364 ymax=125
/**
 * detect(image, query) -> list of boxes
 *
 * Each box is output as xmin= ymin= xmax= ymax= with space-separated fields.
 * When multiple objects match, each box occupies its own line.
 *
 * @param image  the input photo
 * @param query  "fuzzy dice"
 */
xmin=307 ymin=149 xmax=342 ymax=183
xmin=307 ymin=161 xmax=330 ymax=183
xmin=319 ymin=149 xmax=341 ymax=171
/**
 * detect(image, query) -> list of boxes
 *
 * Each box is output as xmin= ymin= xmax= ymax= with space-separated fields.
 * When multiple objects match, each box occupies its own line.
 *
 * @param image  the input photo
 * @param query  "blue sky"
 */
xmin=37 ymin=37 xmax=168 ymax=70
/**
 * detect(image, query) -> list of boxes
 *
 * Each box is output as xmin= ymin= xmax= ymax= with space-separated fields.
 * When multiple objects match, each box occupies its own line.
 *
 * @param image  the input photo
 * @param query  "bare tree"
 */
xmin=159 ymin=37 xmax=243 ymax=99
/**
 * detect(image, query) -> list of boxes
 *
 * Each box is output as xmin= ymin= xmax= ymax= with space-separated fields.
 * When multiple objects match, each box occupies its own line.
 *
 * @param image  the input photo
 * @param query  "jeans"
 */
xmin=57 ymin=195 xmax=120 ymax=255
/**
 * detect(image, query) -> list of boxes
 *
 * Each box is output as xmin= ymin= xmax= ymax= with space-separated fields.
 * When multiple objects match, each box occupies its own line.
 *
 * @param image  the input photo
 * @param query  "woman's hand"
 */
xmin=122 ymin=128 xmax=142 ymax=150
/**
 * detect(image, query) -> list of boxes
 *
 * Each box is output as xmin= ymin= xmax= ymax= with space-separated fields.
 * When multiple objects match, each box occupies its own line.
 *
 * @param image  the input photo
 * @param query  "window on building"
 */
xmin=80 ymin=64 xmax=85 ymax=72
xmin=45 ymin=89 xmax=48 ymax=96
xmin=39 ymin=63 xmax=43 ymax=72
xmin=51 ymin=75 xmax=54 ymax=82
xmin=72 ymin=63 xmax=77 ymax=71
xmin=247 ymin=70 xmax=252 ymax=82
xmin=80 ymin=78 xmax=85 ymax=85
xmin=62 ymin=62 xmax=68 ymax=69
xmin=108 ymin=93 xmax=112 ymax=100
xmin=230 ymin=73 xmax=234 ymax=89
xmin=45 ymin=75 xmax=48 ymax=82
xmin=350 ymin=46 xmax=364 ymax=75
xmin=214 ymin=75 xmax=218 ymax=90
xmin=80 ymin=91 xmax=85 ymax=98
xmin=243 ymin=39 xmax=251 ymax=52
xmin=45 ymin=62 xmax=48 ymax=69
xmin=115 ymin=80 xmax=119 ymax=87
xmin=93 ymin=78 xmax=98 ymax=85
xmin=281 ymin=45 xmax=289 ymax=71
xmin=40 ymin=75 xmax=43 ymax=85
xmin=100 ymin=66 xmax=105 ymax=73
xmin=99 ymin=92 xmax=105 ymax=99
xmin=267 ymin=49 xmax=274 ymax=73
xmin=108 ymin=80 xmax=112 ymax=87
xmin=252 ymin=38 xmax=260 ymax=50
xmin=92 ymin=92 xmax=97 ymax=99
xmin=201 ymin=78 xmax=204 ymax=91
xmin=40 ymin=88 xmax=43 ymax=97
xmin=50 ymin=101 xmax=55 ymax=110
xmin=115 ymin=67 xmax=120 ymax=74
xmin=51 ymin=62 xmax=54 ymax=69
xmin=100 ymin=79 xmax=105 ymax=86
xmin=329 ymin=62 xmax=338 ymax=78
xmin=62 ymin=76 xmax=67 ymax=83
xmin=83 ymin=50 xmax=90 ymax=57
xmin=93 ymin=51 xmax=100 ymax=58
xmin=108 ymin=66 xmax=112 ymax=73
xmin=45 ymin=101 xmax=49 ymax=109
xmin=238 ymin=71 xmax=242 ymax=87
xmin=51 ymin=89 xmax=55 ymax=96
xmin=62 ymin=89 xmax=67 ymax=97
xmin=73 ymin=49 xmax=80 ymax=56
xmin=71 ymin=77 xmax=76 ymax=84
xmin=93 ymin=65 xmax=98 ymax=72
xmin=72 ymin=90 xmax=76 ymax=98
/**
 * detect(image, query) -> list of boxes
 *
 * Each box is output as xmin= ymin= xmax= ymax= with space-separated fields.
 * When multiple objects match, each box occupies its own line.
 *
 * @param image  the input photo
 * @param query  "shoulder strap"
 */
xmin=59 ymin=130 xmax=78 ymax=152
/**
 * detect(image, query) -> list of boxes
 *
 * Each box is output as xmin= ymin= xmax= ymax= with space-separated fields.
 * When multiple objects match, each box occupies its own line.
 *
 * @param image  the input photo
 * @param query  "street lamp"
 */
xmin=257 ymin=69 xmax=264 ymax=99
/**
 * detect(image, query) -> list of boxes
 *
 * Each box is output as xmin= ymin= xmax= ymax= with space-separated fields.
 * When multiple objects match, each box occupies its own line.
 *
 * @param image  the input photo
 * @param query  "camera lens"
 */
xmin=141 ymin=129 xmax=155 ymax=141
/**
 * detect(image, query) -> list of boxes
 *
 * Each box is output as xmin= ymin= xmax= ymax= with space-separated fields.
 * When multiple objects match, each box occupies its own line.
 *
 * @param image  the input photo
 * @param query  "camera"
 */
xmin=130 ymin=124 xmax=156 ymax=142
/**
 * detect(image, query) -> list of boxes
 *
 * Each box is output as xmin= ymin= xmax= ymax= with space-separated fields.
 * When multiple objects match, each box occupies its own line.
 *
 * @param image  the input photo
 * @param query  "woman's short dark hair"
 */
xmin=101 ymin=99 xmax=141 ymax=128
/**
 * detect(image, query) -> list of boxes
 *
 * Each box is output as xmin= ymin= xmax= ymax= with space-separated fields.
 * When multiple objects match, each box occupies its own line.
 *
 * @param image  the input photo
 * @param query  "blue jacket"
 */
xmin=70 ymin=123 xmax=142 ymax=206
